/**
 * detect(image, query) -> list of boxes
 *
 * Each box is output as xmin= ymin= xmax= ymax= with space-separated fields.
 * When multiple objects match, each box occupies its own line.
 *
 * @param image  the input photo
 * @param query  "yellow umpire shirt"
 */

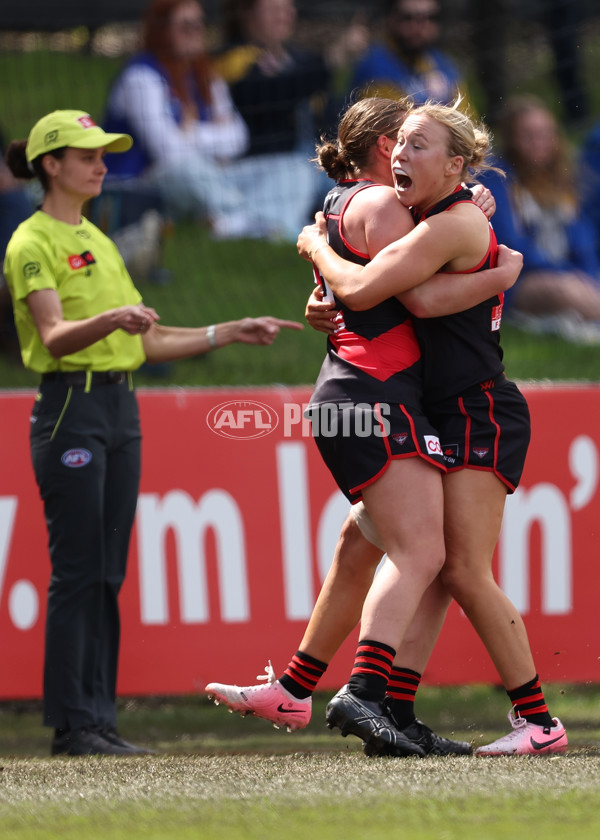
xmin=4 ymin=210 xmax=146 ymax=374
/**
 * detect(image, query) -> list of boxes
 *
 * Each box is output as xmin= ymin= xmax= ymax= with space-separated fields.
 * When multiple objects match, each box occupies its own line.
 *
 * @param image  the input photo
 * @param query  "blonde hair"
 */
xmin=407 ymin=98 xmax=504 ymax=180
xmin=315 ymin=96 xmax=411 ymax=182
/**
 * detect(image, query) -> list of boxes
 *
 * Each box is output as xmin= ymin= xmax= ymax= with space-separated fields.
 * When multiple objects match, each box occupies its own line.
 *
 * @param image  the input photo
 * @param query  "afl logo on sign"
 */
xmin=61 ymin=448 xmax=92 ymax=468
xmin=206 ymin=400 xmax=279 ymax=440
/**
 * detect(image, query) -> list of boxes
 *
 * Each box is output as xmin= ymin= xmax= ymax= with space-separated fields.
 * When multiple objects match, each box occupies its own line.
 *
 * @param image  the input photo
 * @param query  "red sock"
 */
xmin=508 ymin=674 xmax=554 ymax=727
xmin=348 ymin=639 xmax=396 ymax=701
xmin=386 ymin=667 xmax=421 ymax=728
xmin=279 ymin=651 xmax=328 ymax=699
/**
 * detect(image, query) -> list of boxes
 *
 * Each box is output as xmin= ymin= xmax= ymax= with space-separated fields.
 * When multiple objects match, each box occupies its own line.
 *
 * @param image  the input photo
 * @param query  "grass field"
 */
xmin=2 ymin=221 xmax=600 ymax=391
xmin=2 ymin=686 xmax=600 ymax=839
xmin=4 ymin=754 xmax=600 ymax=840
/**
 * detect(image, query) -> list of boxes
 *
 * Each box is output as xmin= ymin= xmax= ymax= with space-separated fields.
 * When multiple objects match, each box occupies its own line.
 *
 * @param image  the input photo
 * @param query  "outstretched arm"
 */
xmin=142 ymin=317 xmax=303 ymax=363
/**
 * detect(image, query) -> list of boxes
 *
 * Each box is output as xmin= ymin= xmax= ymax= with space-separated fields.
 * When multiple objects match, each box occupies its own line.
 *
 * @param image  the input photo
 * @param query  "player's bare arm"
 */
xmin=344 ymin=186 xmax=415 ymax=257
xmin=399 ymin=244 xmax=523 ymax=318
xmin=299 ymin=204 xmax=488 ymax=311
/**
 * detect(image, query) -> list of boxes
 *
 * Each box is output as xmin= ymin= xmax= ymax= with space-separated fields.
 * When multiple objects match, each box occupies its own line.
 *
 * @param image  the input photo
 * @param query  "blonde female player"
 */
xmin=294 ymin=100 xmax=567 ymax=757
xmin=205 ymin=97 xmax=526 ymax=756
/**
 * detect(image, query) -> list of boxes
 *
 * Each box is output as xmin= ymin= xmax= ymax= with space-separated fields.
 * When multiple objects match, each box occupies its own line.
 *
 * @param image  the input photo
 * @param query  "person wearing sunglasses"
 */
xmin=351 ymin=0 xmax=472 ymax=111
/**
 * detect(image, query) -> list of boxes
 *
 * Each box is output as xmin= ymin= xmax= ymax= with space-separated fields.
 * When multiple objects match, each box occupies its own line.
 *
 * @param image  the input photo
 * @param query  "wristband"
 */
xmin=207 ymin=324 xmax=217 ymax=349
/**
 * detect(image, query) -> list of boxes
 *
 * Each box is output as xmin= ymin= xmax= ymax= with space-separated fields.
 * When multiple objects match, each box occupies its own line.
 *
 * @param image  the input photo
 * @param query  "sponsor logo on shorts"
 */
xmin=23 ymin=262 xmax=41 ymax=278
xmin=472 ymin=447 xmax=489 ymax=459
xmin=424 ymin=435 xmax=442 ymax=456
xmin=61 ymin=448 xmax=92 ymax=468
xmin=442 ymin=443 xmax=459 ymax=465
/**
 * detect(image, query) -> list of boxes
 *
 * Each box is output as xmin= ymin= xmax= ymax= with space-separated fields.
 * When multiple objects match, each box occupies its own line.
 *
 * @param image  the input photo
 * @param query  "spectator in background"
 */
xmin=213 ymin=0 xmax=366 ymax=240
xmin=479 ymin=95 xmax=600 ymax=343
xmin=103 ymin=0 xmax=257 ymax=240
xmin=212 ymin=0 xmax=325 ymax=240
xmin=580 ymin=119 xmax=600 ymax=259
xmin=350 ymin=0 xmax=471 ymax=109
xmin=0 ymin=127 xmax=34 ymax=358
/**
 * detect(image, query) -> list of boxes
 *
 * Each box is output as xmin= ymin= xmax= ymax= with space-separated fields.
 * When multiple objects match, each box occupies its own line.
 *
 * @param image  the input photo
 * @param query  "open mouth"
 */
xmin=393 ymin=166 xmax=412 ymax=190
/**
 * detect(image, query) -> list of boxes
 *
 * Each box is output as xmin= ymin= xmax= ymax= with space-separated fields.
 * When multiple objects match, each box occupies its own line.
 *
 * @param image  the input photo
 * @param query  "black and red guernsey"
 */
xmin=411 ymin=186 xmax=506 ymax=406
xmin=309 ymin=179 xmax=424 ymax=410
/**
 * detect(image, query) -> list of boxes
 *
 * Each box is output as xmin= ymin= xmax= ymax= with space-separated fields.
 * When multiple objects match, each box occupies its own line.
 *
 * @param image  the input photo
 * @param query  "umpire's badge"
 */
xmin=23 ymin=261 xmax=41 ymax=278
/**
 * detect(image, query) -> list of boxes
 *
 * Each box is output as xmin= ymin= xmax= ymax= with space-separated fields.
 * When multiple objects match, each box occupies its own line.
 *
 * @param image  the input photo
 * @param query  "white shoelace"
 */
xmin=256 ymin=660 xmax=276 ymax=685
xmin=503 ymin=709 xmax=528 ymax=739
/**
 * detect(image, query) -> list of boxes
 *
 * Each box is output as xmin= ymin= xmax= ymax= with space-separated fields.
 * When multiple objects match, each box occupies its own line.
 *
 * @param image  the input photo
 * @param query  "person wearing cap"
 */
xmin=3 ymin=109 xmax=302 ymax=757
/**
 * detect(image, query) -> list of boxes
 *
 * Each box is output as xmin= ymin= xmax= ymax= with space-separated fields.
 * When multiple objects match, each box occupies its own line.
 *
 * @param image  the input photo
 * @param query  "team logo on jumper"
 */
xmin=392 ymin=432 xmax=408 ymax=446
xmin=61 ymin=448 xmax=92 ymax=468
xmin=68 ymin=251 xmax=96 ymax=270
xmin=442 ymin=443 xmax=459 ymax=465
xmin=472 ymin=447 xmax=489 ymax=459
xmin=491 ymin=302 xmax=503 ymax=331
xmin=207 ymin=400 xmax=279 ymax=440
xmin=23 ymin=261 xmax=41 ymax=278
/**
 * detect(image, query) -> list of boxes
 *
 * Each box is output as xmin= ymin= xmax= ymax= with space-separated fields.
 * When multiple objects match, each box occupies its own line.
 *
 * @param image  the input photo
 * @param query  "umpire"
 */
xmin=3 ymin=109 xmax=301 ymax=756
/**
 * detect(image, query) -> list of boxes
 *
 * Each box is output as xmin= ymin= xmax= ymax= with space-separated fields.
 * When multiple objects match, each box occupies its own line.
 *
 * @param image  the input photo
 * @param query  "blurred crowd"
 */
xmin=3 ymin=0 xmax=600 ymax=346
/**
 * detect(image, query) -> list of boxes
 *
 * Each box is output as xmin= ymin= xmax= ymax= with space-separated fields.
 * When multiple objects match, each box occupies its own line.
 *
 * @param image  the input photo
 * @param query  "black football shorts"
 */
xmin=426 ymin=376 xmax=531 ymax=493
xmin=307 ymin=400 xmax=446 ymax=503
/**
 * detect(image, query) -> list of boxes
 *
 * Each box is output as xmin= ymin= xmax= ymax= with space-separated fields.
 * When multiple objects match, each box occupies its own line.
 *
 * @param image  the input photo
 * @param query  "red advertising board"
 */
xmin=1 ymin=383 xmax=599 ymax=699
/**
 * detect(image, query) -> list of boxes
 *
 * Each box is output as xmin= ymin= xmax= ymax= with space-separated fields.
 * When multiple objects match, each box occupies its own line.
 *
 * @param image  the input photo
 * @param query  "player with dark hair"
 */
xmin=205 ymin=97 xmax=525 ymax=757
xmin=3 ymin=109 xmax=301 ymax=757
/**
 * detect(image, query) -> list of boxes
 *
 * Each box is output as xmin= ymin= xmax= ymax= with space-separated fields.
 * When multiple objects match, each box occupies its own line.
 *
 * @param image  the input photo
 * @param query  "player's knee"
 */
xmin=439 ymin=561 xmax=481 ymax=603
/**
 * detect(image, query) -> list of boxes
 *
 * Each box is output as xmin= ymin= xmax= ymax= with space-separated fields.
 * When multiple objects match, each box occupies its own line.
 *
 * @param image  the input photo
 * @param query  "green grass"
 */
xmin=2 ymin=221 xmax=600 ymax=390
xmin=1 ymin=686 xmax=600 ymax=840
xmin=2 ymin=684 xmax=599 ymax=758
xmin=3 ymin=755 xmax=600 ymax=840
